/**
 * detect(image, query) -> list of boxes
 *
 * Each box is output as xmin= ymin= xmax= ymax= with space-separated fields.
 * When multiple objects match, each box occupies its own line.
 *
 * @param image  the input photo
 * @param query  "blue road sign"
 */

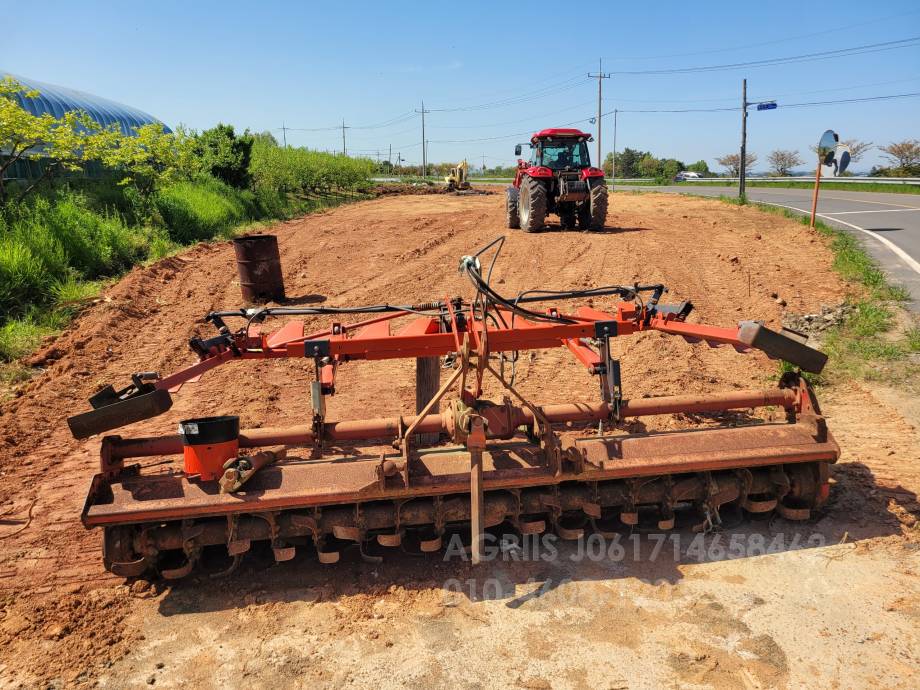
xmin=757 ymin=101 xmax=778 ymax=111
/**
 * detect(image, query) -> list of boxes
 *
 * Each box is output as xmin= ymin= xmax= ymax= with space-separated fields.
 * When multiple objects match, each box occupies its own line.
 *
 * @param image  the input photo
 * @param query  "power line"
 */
xmin=430 ymin=101 xmax=595 ymax=129
xmin=426 ymin=90 xmax=920 ymax=147
xmin=426 ymin=76 xmax=591 ymax=112
xmin=349 ymin=112 xmax=417 ymax=129
xmin=593 ymin=91 xmax=920 ymax=117
xmin=604 ymin=91 xmax=920 ymax=114
xmin=347 ymin=122 xmax=421 ymax=141
xmin=776 ymin=91 xmax=920 ymax=109
xmin=279 ymin=112 xmax=417 ymax=133
xmin=266 ymin=34 xmax=919 ymax=156
xmin=607 ymin=36 xmax=920 ymax=76
xmin=593 ymin=75 xmax=920 ymax=106
xmin=270 ymin=39 xmax=919 ymax=144
xmin=602 ymin=9 xmax=920 ymax=62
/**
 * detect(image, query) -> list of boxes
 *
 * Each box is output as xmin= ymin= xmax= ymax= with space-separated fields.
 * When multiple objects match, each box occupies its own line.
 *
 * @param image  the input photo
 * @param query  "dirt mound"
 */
xmin=371 ymin=183 xmax=494 ymax=197
xmin=371 ymin=183 xmax=449 ymax=196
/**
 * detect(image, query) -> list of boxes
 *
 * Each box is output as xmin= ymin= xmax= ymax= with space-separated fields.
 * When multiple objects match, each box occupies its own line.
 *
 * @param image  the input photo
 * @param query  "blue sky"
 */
xmin=4 ymin=1 xmax=919 ymax=172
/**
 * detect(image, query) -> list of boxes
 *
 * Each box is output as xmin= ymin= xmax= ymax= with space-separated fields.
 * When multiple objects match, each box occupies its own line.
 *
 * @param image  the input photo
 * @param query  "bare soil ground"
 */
xmin=1 ymin=192 xmax=918 ymax=689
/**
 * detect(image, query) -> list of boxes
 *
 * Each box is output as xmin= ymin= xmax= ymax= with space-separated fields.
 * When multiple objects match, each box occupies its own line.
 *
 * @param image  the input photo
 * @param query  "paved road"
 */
xmin=620 ymin=185 xmax=920 ymax=310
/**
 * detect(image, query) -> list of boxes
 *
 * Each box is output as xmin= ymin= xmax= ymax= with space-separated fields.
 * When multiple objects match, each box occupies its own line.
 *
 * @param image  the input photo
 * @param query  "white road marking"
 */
xmin=822 ymin=208 xmax=920 ymax=216
xmin=820 ymin=194 xmax=920 ymax=210
xmin=767 ymin=203 xmax=920 ymax=277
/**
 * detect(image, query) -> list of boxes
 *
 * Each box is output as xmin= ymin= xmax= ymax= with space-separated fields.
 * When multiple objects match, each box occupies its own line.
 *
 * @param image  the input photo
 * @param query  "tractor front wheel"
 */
xmin=519 ymin=177 xmax=547 ymax=233
xmin=506 ymin=187 xmax=520 ymax=229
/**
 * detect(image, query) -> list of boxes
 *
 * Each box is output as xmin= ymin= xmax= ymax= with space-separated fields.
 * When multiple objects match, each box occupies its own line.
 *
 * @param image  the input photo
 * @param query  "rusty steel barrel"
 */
xmin=232 ymin=234 xmax=285 ymax=303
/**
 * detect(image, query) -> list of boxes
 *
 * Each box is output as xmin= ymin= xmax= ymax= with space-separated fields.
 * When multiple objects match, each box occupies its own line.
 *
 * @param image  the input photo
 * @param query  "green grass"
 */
xmin=155 ymin=176 xmax=257 ymax=243
xmin=905 ymin=327 xmax=920 ymax=353
xmin=0 ymin=316 xmax=53 ymax=363
xmin=0 ymin=193 xmax=145 ymax=320
xmin=0 ymin=179 xmax=370 ymax=382
xmin=609 ymin=179 xmax=659 ymax=186
xmin=0 ymin=305 xmax=73 ymax=362
xmin=0 ymin=307 xmax=81 ymax=392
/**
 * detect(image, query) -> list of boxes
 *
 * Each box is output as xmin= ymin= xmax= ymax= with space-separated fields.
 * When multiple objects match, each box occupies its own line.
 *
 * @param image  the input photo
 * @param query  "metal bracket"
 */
xmin=303 ymin=339 xmax=331 ymax=358
xmin=593 ymin=320 xmax=618 ymax=339
xmin=597 ymin=336 xmax=622 ymax=420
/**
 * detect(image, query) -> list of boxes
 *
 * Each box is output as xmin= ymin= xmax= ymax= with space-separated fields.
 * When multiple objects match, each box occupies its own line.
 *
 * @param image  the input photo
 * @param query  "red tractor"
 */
xmin=506 ymin=128 xmax=608 ymax=232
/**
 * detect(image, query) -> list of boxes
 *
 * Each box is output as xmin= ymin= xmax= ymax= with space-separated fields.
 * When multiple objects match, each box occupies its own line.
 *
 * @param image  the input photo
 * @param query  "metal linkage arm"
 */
xmin=68 ymin=288 xmax=826 ymax=440
xmin=648 ymin=316 xmax=827 ymax=374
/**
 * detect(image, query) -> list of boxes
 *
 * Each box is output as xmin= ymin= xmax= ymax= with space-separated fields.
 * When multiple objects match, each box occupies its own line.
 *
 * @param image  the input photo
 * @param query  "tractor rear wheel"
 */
xmin=579 ymin=182 xmax=607 ymax=230
xmin=587 ymin=182 xmax=608 ymax=230
xmin=519 ymin=176 xmax=547 ymax=233
xmin=505 ymin=187 xmax=520 ymax=229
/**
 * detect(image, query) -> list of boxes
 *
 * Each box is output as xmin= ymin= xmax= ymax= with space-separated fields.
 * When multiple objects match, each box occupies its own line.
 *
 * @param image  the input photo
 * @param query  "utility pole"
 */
xmin=388 ymin=144 xmax=392 ymax=167
xmin=281 ymin=122 xmax=287 ymax=148
xmin=588 ymin=59 xmax=611 ymax=168
xmin=341 ymin=119 xmax=349 ymax=156
xmin=416 ymin=100 xmax=430 ymax=177
xmin=739 ymin=78 xmax=748 ymax=199
xmin=612 ymin=109 xmax=618 ymax=189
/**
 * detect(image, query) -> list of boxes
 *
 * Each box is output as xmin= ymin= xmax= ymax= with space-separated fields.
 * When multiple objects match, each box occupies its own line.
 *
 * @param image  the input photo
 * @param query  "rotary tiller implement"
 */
xmin=71 ymin=239 xmax=838 ymax=577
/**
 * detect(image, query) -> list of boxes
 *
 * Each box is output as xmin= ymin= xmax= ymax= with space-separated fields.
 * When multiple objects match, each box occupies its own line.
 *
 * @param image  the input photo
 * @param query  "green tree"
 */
xmin=686 ymin=160 xmax=710 ymax=175
xmin=879 ymin=139 xmax=920 ymax=175
xmin=637 ymin=155 xmax=661 ymax=178
xmin=602 ymin=152 xmax=614 ymax=177
xmin=100 ymin=123 xmax=199 ymax=205
xmin=251 ymin=130 xmax=279 ymax=147
xmin=716 ymin=152 xmax=757 ymax=176
xmin=767 ymin=149 xmax=804 ymax=176
xmin=841 ymin=139 xmax=873 ymax=163
xmin=660 ymin=158 xmax=684 ymax=180
xmin=613 ymin=148 xmax=650 ymax=178
xmin=194 ymin=123 xmax=253 ymax=188
xmin=0 ymin=76 xmax=119 ymax=204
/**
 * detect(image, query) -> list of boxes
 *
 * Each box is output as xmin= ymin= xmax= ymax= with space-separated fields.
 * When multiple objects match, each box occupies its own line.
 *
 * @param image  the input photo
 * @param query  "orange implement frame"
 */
xmin=69 ymin=271 xmax=838 ymax=576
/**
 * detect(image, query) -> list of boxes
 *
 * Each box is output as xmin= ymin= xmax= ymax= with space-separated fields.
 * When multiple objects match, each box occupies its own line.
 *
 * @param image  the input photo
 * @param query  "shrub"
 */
xmin=250 ymin=139 xmax=374 ymax=197
xmin=155 ymin=176 xmax=255 ymax=243
xmin=195 ymin=124 xmax=253 ymax=189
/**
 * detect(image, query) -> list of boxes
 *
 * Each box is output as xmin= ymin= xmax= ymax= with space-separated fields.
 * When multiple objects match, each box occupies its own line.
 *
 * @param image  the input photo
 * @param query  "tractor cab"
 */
xmin=526 ymin=131 xmax=592 ymax=170
xmin=515 ymin=129 xmax=594 ymax=170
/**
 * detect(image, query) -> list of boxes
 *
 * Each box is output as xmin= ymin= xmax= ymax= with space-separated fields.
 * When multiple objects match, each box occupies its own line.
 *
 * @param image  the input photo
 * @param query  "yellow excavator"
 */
xmin=445 ymin=159 xmax=471 ymax=191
